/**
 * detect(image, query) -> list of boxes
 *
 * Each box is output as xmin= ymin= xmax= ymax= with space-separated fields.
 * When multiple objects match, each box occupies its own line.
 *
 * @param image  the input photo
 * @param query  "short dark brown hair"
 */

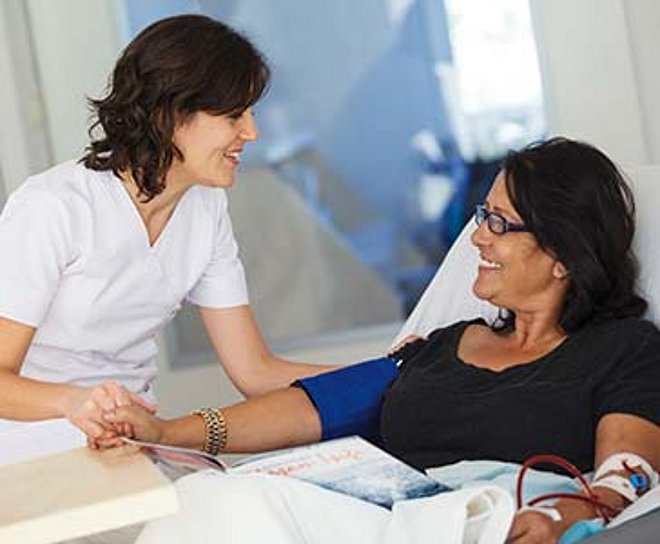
xmin=82 ymin=15 xmax=270 ymax=200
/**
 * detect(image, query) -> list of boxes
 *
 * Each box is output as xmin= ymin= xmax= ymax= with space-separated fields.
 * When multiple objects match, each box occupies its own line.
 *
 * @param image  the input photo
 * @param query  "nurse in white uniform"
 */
xmin=0 ymin=14 xmax=328 ymax=462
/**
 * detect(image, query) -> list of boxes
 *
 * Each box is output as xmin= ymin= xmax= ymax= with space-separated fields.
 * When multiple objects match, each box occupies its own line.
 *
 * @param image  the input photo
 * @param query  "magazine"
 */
xmin=123 ymin=435 xmax=450 ymax=509
xmin=122 ymin=437 xmax=229 ymax=472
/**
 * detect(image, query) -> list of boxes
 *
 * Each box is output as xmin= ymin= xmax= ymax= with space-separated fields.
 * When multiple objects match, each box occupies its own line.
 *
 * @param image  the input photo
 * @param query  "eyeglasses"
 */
xmin=474 ymin=204 xmax=530 ymax=235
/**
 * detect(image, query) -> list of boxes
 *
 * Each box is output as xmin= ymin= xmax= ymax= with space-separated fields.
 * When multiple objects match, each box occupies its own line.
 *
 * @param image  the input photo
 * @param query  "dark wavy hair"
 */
xmin=82 ymin=15 xmax=270 ymax=200
xmin=499 ymin=137 xmax=647 ymax=333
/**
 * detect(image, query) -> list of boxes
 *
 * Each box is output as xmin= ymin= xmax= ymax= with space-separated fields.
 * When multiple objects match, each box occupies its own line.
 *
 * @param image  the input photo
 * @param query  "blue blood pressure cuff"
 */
xmin=292 ymin=356 xmax=400 ymax=441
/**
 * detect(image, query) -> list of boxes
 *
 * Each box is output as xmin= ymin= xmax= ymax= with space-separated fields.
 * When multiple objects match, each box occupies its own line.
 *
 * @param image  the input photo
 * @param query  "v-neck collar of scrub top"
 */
xmin=108 ymin=171 xmax=192 ymax=252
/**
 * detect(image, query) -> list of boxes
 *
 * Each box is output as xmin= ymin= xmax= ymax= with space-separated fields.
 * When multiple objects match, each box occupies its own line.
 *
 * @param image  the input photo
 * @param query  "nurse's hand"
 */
xmin=64 ymin=381 xmax=156 ymax=444
xmin=389 ymin=334 xmax=423 ymax=353
xmin=97 ymin=404 xmax=165 ymax=448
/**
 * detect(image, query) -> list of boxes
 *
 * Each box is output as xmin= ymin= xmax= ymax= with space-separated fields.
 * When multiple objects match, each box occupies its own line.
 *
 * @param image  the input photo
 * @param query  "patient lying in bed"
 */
xmin=101 ymin=138 xmax=659 ymax=544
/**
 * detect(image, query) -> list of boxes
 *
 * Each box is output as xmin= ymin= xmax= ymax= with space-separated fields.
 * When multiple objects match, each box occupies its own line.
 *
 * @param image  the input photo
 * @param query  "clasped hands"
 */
xmin=64 ymin=381 xmax=156 ymax=449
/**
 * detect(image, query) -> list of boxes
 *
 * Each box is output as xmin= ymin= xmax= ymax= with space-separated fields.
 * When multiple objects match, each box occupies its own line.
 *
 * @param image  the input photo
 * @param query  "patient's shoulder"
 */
xmin=391 ymin=319 xmax=481 ymax=366
xmin=575 ymin=317 xmax=660 ymax=377
xmin=581 ymin=316 xmax=659 ymax=342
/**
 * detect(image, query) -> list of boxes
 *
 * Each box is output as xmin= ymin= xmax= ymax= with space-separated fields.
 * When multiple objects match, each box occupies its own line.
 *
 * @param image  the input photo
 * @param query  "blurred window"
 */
xmin=442 ymin=0 xmax=545 ymax=160
xmin=119 ymin=0 xmax=545 ymax=364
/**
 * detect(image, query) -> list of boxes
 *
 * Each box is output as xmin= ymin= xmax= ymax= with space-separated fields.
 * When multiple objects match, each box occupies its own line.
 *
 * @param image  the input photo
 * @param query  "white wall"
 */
xmin=623 ymin=0 xmax=660 ymax=163
xmin=0 ymin=0 xmax=51 ymax=194
xmin=0 ymin=0 xmax=124 ymax=196
xmin=531 ymin=0 xmax=660 ymax=165
xmin=26 ymin=0 xmax=125 ymax=163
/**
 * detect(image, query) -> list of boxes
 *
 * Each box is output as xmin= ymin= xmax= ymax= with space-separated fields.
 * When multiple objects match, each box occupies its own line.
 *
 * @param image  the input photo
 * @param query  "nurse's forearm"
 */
xmin=257 ymin=356 xmax=336 ymax=394
xmin=0 ymin=316 xmax=70 ymax=420
xmin=160 ymin=387 xmax=322 ymax=453
xmin=0 ymin=371 xmax=152 ymax=445
xmin=0 ymin=370 xmax=83 ymax=420
xmin=228 ymin=356 xmax=337 ymax=398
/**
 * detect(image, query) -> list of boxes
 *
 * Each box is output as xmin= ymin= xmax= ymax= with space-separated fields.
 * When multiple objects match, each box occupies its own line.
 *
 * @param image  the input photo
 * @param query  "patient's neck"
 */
xmin=509 ymin=309 xmax=566 ymax=352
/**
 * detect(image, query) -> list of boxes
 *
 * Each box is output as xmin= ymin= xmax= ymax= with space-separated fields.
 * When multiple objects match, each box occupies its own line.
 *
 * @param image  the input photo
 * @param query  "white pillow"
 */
xmin=627 ymin=165 xmax=660 ymax=324
xmin=394 ymin=164 xmax=660 ymax=345
xmin=393 ymin=221 xmax=495 ymax=345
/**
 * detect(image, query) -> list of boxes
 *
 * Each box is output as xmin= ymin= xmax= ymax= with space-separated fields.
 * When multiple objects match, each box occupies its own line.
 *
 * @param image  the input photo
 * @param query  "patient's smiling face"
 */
xmin=470 ymin=172 xmax=567 ymax=312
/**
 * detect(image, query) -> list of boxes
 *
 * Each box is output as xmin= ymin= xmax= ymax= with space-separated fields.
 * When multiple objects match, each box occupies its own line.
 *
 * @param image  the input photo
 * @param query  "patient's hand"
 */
xmin=65 ymin=381 xmax=156 ymax=446
xmin=96 ymin=404 xmax=165 ymax=448
xmin=507 ymin=510 xmax=562 ymax=544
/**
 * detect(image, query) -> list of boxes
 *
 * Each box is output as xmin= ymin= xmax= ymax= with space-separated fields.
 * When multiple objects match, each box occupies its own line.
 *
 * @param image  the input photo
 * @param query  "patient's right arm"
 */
xmin=102 ymin=386 xmax=322 ymax=453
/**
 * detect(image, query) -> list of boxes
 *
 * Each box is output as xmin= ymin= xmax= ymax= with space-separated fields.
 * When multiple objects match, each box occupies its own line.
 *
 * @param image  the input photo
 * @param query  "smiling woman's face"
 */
xmin=470 ymin=171 xmax=567 ymax=313
xmin=168 ymin=109 xmax=259 ymax=189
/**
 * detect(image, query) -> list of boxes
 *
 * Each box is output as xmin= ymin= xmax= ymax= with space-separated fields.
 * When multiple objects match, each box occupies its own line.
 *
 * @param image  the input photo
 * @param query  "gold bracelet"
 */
xmin=213 ymin=408 xmax=228 ymax=452
xmin=193 ymin=408 xmax=221 ymax=455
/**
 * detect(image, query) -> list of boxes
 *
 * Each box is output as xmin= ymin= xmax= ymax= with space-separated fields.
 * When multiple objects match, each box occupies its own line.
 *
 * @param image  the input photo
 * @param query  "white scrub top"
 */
xmin=0 ymin=160 xmax=248 ymax=397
